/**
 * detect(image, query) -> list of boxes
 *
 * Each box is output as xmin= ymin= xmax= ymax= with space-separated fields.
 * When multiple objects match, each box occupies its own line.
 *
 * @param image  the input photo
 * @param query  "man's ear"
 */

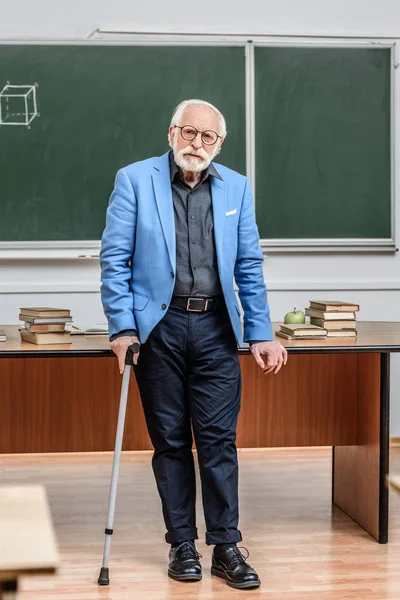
xmin=215 ymin=138 xmax=224 ymax=156
xmin=168 ymin=126 xmax=175 ymax=147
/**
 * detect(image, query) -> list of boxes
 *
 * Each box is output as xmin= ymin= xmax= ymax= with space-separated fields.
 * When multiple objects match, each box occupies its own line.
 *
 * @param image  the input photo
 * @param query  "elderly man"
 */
xmin=100 ymin=99 xmax=287 ymax=590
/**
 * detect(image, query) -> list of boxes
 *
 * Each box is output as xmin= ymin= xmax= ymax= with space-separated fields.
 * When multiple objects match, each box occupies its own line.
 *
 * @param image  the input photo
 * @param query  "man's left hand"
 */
xmin=250 ymin=340 xmax=288 ymax=375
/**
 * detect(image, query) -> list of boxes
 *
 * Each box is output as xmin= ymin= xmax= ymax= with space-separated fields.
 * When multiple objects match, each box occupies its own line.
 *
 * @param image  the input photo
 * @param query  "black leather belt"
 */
xmin=170 ymin=296 xmax=219 ymax=312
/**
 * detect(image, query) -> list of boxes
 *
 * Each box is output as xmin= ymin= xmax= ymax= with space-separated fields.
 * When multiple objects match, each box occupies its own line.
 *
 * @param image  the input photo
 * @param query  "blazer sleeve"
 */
xmin=100 ymin=169 xmax=138 ymax=338
xmin=234 ymin=178 xmax=274 ymax=342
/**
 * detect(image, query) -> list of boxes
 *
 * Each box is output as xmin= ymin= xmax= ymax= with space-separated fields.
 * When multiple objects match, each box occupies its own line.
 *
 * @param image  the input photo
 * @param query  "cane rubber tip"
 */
xmin=98 ymin=567 xmax=110 ymax=586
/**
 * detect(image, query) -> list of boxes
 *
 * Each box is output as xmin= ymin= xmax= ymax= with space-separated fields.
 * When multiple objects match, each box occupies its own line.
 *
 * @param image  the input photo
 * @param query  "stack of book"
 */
xmin=276 ymin=323 xmax=328 ymax=340
xmin=19 ymin=307 xmax=73 ymax=344
xmin=305 ymin=300 xmax=359 ymax=337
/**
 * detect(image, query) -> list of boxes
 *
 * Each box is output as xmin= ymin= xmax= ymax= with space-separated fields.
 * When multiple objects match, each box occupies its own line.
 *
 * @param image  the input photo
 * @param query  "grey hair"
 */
xmin=169 ymin=99 xmax=227 ymax=142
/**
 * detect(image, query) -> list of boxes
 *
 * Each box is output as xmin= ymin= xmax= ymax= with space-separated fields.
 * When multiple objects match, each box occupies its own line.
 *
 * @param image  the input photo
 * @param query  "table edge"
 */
xmin=1 ymin=345 xmax=400 ymax=358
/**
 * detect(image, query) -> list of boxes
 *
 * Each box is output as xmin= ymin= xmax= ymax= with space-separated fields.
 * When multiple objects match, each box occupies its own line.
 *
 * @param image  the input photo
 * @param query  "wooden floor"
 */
xmin=2 ymin=448 xmax=400 ymax=599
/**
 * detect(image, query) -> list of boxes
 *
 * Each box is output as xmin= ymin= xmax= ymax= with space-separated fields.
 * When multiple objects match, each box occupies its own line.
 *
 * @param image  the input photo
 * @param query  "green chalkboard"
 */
xmin=0 ymin=44 xmax=246 ymax=241
xmin=255 ymin=47 xmax=392 ymax=240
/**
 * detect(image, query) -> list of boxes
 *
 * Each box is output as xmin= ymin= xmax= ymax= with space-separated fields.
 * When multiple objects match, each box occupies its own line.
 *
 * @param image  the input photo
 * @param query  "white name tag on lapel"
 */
xmin=226 ymin=209 xmax=237 ymax=216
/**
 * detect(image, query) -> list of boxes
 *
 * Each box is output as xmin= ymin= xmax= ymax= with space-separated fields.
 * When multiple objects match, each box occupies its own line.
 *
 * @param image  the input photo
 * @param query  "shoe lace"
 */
xmin=229 ymin=545 xmax=250 ymax=567
xmin=175 ymin=540 xmax=202 ymax=560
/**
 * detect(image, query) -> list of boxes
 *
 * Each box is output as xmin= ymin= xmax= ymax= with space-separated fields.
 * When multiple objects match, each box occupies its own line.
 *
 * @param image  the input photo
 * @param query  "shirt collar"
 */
xmin=168 ymin=150 xmax=223 ymax=183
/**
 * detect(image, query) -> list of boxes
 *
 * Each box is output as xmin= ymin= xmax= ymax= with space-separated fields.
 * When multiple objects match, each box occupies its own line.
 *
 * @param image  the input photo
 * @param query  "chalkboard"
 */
xmin=254 ymin=46 xmax=392 ymax=241
xmin=0 ymin=44 xmax=246 ymax=241
xmin=0 ymin=43 xmax=393 ymax=246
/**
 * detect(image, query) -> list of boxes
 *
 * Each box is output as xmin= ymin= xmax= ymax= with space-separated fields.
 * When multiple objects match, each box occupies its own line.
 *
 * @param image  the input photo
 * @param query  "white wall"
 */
xmin=1 ymin=0 xmax=400 ymax=432
xmin=1 ymin=0 xmax=400 ymax=39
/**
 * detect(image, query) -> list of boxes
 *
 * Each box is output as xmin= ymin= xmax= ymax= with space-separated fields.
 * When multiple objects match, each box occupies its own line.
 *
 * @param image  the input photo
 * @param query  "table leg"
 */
xmin=332 ymin=353 xmax=390 ymax=543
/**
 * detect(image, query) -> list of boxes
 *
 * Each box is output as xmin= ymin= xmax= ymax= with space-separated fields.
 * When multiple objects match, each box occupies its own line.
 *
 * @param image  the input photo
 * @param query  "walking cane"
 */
xmin=98 ymin=342 xmax=140 ymax=586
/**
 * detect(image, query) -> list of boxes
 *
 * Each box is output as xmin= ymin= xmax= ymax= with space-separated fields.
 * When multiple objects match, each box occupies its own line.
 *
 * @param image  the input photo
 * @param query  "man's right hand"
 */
xmin=110 ymin=335 xmax=140 ymax=374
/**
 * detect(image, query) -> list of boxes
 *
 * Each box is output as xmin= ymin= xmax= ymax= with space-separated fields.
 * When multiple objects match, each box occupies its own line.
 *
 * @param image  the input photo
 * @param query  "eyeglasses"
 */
xmin=174 ymin=125 xmax=222 ymax=146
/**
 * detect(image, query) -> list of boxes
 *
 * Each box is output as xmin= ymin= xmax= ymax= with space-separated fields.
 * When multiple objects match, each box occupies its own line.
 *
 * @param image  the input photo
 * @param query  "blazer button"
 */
xmin=161 ymin=303 xmax=167 ymax=310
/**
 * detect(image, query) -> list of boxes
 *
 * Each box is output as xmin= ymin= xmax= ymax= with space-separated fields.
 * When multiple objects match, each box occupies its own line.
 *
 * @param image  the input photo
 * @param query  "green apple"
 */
xmin=284 ymin=307 xmax=306 ymax=324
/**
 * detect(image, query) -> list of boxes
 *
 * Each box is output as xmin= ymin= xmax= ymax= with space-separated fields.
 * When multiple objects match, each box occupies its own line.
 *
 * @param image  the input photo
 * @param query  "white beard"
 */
xmin=172 ymin=137 xmax=217 ymax=172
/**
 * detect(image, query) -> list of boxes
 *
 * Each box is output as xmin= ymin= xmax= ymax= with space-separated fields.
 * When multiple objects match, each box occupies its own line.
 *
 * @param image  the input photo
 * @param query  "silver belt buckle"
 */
xmin=186 ymin=297 xmax=208 ymax=312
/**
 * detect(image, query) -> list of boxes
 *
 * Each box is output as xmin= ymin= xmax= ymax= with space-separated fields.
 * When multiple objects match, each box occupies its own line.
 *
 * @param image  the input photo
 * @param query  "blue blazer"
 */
xmin=100 ymin=152 xmax=273 ymax=346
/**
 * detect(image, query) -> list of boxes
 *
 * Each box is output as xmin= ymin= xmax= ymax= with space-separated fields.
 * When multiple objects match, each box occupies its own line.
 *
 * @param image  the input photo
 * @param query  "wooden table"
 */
xmin=1 ymin=322 xmax=400 ymax=545
xmin=0 ymin=485 xmax=58 ymax=598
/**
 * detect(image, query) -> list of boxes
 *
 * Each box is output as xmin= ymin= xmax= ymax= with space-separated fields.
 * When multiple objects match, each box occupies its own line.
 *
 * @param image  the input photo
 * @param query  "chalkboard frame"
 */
xmin=0 ymin=35 xmax=396 ymax=257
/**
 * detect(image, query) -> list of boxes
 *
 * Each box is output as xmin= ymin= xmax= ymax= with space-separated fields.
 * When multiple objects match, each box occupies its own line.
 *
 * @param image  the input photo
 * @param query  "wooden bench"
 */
xmin=0 ymin=485 xmax=58 ymax=598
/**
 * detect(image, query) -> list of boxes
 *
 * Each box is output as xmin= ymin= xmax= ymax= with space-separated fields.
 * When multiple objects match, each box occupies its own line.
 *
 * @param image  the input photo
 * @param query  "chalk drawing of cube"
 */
xmin=0 ymin=84 xmax=38 ymax=126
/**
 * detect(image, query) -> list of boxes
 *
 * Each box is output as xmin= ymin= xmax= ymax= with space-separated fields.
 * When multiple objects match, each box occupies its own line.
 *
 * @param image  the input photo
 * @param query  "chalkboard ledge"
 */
xmin=0 ymin=241 xmax=101 ymax=260
xmin=0 ymin=238 xmax=398 ymax=259
xmin=260 ymin=238 xmax=397 ymax=253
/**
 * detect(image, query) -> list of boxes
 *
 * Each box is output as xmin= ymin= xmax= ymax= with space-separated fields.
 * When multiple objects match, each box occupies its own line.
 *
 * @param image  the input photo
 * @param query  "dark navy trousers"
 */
xmin=133 ymin=302 xmax=242 ymax=545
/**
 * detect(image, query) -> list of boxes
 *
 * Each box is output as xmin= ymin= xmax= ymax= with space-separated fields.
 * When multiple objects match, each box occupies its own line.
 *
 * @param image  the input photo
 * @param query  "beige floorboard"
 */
xmin=2 ymin=448 xmax=400 ymax=599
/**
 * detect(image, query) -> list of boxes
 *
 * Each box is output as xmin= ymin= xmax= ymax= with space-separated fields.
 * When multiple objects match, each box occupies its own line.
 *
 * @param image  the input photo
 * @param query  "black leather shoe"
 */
xmin=168 ymin=541 xmax=202 ymax=581
xmin=211 ymin=545 xmax=261 ymax=589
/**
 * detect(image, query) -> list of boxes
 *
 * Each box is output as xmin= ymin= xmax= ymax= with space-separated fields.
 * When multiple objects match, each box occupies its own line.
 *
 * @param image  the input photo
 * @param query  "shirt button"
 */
xmin=191 ymin=216 xmax=194 ymax=219
xmin=192 ymin=241 xmax=196 ymax=245
xmin=161 ymin=303 xmax=166 ymax=310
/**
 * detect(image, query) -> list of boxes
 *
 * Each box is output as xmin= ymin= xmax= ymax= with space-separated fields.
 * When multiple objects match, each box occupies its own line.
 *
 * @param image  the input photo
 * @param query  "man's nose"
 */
xmin=191 ymin=132 xmax=203 ymax=149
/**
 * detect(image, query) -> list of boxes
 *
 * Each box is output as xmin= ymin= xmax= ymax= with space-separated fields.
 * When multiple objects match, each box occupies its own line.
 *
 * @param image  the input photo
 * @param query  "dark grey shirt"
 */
xmin=169 ymin=151 xmax=222 ymax=297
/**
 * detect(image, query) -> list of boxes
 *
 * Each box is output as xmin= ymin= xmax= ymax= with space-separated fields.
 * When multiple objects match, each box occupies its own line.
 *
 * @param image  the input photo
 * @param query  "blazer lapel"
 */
xmin=152 ymin=154 xmax=175 ymax=269
xmin=211 ymin=177 xmax=226 ymax=270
